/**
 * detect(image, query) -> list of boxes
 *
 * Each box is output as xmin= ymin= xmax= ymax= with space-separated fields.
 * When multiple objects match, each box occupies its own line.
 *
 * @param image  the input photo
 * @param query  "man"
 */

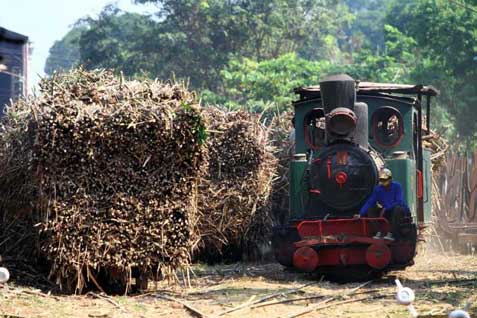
xmin=358 ymin=168 xmax=410 ymax=241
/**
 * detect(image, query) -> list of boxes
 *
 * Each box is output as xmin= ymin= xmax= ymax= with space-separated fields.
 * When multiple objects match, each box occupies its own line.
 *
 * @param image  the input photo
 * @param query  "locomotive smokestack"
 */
xmin=320 ymin=74 xmax=356 ymax=113
xmin=320 ymin=74 xmax=358 ymax=144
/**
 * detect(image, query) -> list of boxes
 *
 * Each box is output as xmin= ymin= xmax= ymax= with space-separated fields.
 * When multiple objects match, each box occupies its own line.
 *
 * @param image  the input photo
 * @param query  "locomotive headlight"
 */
xmin=327 ymin=107 xmax=357 ymax=136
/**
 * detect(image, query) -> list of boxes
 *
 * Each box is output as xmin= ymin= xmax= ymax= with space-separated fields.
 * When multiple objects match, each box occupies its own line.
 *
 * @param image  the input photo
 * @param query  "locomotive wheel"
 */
xmin=293 ymin=247 xmax=319 ymax=272
xmin=272 ymin=226 xmax=301 ymax=267
xmin=393 ymin=241 xmax=417 ymax=264
xmin=366 ymin=244 xmax=391 ymax=269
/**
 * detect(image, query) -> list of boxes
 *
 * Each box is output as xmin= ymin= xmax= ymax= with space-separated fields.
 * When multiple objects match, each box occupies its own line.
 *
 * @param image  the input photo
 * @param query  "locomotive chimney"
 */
xmin=320 ymin=74 xmax=359 ymax=145
xmin=320 ymin=74 xmax=356 ymax=113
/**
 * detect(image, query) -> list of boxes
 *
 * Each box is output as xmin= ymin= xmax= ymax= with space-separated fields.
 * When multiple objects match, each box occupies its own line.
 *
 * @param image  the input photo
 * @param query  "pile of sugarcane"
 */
xmin=0 ymin=68 xmax=280 ymax=292
xmin=0 ymin=69 xmax=208 ymax=292
xmin=195 ymin=108 xmax=276 ymax=260
xmin=268 ymin=112 xmax=294 ymax=226
xmin=423 ymin=130 xmax=449 ymax=173
xmin=420 ymin=125 xmax=450 ymax=230
xmin=424 ymin=130 xmax=451 ymax=234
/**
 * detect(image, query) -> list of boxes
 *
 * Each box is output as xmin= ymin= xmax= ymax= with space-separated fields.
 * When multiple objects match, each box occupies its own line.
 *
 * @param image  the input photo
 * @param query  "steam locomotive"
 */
xmin=272 ymin=74 xmax=439 ymax=276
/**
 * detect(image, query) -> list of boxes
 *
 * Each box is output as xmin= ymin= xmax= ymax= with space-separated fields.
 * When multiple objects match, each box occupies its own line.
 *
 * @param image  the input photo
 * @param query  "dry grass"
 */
xmin=1 ymin=246 xmax=477 ymax=318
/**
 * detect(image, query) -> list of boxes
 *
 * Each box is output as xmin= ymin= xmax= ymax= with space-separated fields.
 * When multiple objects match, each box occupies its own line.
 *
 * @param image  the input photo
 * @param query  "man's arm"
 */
xmin=359 ymin=188 xmax=378 ymax=216
xmin=395 ymin=183 xmax=410 ymax=212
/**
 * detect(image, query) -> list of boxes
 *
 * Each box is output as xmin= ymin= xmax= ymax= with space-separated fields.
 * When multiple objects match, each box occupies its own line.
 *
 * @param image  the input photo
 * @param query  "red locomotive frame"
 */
xmin=289 ymin=218 xmax=416 ymax=273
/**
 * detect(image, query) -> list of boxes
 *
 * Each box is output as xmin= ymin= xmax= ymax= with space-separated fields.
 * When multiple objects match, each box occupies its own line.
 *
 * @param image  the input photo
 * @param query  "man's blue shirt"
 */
xmin=359 ymin=181 xmax=410 ymax=216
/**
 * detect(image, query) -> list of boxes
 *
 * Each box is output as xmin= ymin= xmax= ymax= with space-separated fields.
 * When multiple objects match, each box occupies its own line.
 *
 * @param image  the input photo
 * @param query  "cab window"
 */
xmin=304 ymin=108 xmax=325 ymax=150
xmin=372 ymin=106 xmax=404 ymax=148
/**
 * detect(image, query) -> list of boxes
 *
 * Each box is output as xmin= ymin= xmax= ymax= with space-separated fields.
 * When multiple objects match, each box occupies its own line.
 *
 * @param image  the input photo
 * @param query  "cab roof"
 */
xmin=294 ymin=82 xmax=439 ymax=101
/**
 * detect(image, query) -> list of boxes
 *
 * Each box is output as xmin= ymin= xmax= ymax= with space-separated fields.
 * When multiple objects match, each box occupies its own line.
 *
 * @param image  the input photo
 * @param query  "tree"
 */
xmin=201 ymin=53 xmax=339 ymax=112
xmin=342 ymin=0 xmax=395 ymax=53
xmin=46 ymin=1 xmax=352 ymax=91
xmin=343 ymin=25 xmax=418 ymax=83
xmin=205 ymin=24 xmax=422 ymax=113
xmin=132 ymin=0 xmax=351 ymax=89
xmin=44 ymin=24 xmax=87 ymax=75
xmin=386 ymin=0 xmax=477 ymax=142
xmin=79 ymin=6 xmax=160 ymax=78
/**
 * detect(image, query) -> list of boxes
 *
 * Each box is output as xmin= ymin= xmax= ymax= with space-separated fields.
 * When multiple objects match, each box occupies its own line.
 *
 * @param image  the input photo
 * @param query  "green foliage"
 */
xmin=201 ymin=53 xmax=337 ymax=112
xmin=79 ymin=7 xmax=159 ymax=78
xmin=341 ymin=0 xmax=398 ymax=54
xmin=77 ymin=1 xmax=351 ymax=90
xmin=202 ymin=5 xmax=428 ymax=111
xmin=343 ymin=24 xmax=417 ymax=83
xmin=44 ymin=24 xmax=87 ymax=75
xmin=387 ymin=0 xmax=477 ymax=143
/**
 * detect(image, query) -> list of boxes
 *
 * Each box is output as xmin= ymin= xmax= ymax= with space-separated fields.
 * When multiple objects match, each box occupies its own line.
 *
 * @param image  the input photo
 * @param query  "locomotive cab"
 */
xmin=273 ymin=75 xmax=439 ymax=276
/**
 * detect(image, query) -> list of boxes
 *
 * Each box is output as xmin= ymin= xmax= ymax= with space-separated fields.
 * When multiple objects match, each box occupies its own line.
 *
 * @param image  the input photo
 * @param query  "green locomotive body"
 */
xmin=273 ymin=75 xmax=438 ymax=275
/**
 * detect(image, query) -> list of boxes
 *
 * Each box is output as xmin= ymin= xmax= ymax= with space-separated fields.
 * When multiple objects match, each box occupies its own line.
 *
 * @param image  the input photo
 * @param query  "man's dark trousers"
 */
xmin=366 ymin=206 xmax=405 ymax=239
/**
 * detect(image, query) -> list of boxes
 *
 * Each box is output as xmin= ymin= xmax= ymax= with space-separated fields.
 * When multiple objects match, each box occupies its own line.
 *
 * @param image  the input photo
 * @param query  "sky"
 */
xmin=0 ymin=0 xmax=157 ymax=92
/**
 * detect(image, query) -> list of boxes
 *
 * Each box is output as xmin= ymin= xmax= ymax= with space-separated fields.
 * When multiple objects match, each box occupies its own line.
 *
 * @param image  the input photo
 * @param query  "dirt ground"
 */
xmin=1 ymin=247 xmax=476 ymax=318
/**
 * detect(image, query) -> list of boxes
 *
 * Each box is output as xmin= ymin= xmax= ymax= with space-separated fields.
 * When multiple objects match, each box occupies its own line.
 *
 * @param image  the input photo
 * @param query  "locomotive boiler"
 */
xmin=272 ymin=74 xmax=439 ymax=276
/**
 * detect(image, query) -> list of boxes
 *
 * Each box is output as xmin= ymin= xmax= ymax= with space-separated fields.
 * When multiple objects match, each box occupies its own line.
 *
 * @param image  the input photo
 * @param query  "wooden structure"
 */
xmin=0 ymin=27 xmax=29 ymax=114
xmin=434 ymin=151 xmax=477 ymax=248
